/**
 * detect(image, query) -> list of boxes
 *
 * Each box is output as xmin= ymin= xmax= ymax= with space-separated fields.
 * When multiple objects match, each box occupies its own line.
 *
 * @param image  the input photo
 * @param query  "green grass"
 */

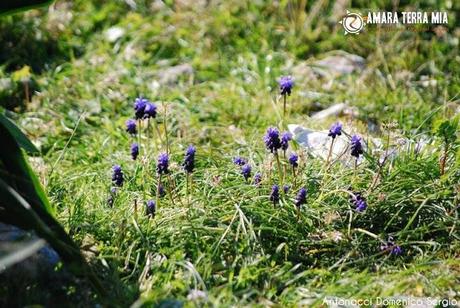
xmin=1 ymin=0 xmax=460 ymax=306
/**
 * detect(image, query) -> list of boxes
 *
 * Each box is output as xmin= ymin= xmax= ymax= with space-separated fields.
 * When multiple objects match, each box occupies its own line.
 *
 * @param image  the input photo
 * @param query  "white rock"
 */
xmin=105 ymin=27 xmax=125 ymax=42
xmin=311 ymin=103 xmax=348 ymax=120
xmin=297 ymin=90 xmax=325 ymax=99
xmin=288 ymin=124 xmax=353 ymax=163
xmin=313 ymin=51 xmax=365 ymax=77
xmin=289 ymin=124 xmax=432 ymax=166
xmin=187 ymin=289 xmax=207 ymax=301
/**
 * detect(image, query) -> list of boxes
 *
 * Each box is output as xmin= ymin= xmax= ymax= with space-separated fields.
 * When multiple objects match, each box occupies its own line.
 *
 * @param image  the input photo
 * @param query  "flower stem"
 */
xmin=293 ymin=166 xmax=296 ymax=187
xmin=163 ymin=103 xmax=170 ymax=155
xmin=186 ymin=173 xmax=191 ymax=208
xmin=167 ymin=174 xmax=176 ymax=206
xmin=353 ymin=158 xmax=358 ymax=181
xmin=24 ymin=82 xmax=30 ymax=103
xmin=283 ymin=94 xmax=287 ymax=119
xmin=275 ymin=151 xmax=283 ymax=186
xmin=147 ymin=118 xmax=150 ymax=157
xmin=138 ymin=119 xmax=142 ymax=152
xmin=138 ymin=119 xmax=146 ymax=200
xmin=440 ymin=143 xmax=449 ymax=175
xmin=153 ymin=121 xmax=163 ymax=149
xmin=156 ymin=175 xmax=162 ymax=209
xmin=326 ymin=138 xmax=335 ymax=166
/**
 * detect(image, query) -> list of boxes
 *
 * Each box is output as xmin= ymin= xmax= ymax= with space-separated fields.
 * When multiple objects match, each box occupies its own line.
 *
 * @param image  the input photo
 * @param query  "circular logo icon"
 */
xmin=339 ymin=10 xmax=365 ymax=35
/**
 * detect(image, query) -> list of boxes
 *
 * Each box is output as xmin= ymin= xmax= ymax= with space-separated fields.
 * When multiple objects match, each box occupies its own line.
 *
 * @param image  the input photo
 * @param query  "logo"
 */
xmin=339 ymin=10 xmax=365 ymax=34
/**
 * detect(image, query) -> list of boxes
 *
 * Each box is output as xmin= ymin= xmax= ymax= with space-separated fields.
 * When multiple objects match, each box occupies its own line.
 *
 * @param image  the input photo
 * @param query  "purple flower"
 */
xmin=380 ymin=237 xmax=402 ymax=256
xmin=390 ymin=245 xmax=403 ymax=255
xmin=107 ymin=188 xmax=117 ymax=207
xmin=279 ymin=76 xmax=294 ymax=96
xmin=183 ymin=145 xmax=196 ymax=173
xmin=328 ymin=122 xmax=342 ymax=139
xmin=112 ymin=165 xmax=124 ymax=187
xmin=283 ymin=185 xmax=290 ymax=194
xmin=264 ymin=127 xmax=281 ymax=153
xmin=350 ymin=192 xmax=367 ymax=212
xmin=288 ymin=153 xmax=298 ymax=168
xmin=158 ymin=184 xmax=166 ymax=198
xmin=295 ymin=188 xmax=307 ymax=208
xmin=126 ymin=119 xmax=137 ymax=135
xmin=146 ymin=200 xmax=156 ymax=217
xmin=131 ymin=143 xmax=139 ymax=160
xmin=253 ymin=172 xmax=262 ymax=186
xmin=143 ymin=102 xmax=157 ymax=119
xmin=355 ymin=199 xmax=367 ymax=212
xmin=107 ymin=196 xmax=114 ymax=207
xmin=233 ymin=156 xmax=247 ymax=166
xmin=270 ymin=185 xmax=280 ymax=206
xmin=134 ymin=97 xmax=148 ymax=119
xmin=241 ymin=164 xmax=251 ymax=181
xmin=281 ymin=131 xmax=292 ymax=151
xmin=156 ymin=152 xmax=169 ymax=175
xmin=350 ymin=135 xmax=364 ymax=158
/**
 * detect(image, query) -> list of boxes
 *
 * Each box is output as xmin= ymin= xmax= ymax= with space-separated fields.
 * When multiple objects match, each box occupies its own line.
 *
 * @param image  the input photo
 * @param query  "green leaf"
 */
xmin=0 ymin=113 xmax=39 ymax=154
xmin=0 ymin=0 xmax=53 ymax=16
xmin=0 ymin=116 xmax=51 ymax=216
xmin=0 ymin=116 xmax=106 ymax=297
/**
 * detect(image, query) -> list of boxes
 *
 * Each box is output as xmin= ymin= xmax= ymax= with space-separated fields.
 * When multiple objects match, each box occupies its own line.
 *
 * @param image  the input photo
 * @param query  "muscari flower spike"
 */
xmin=390 ymin=245 xmax=403 ymax=255
xmin=289 ymin=153 xmax=298 ymax=168
xmin=295 ymin=187 xmax=307 ymax=208
xmin=279 ymin=75 xmax=294 ymax=96
xmin=233 ymin=156 xmax=246 ymax=166
xmin=126 ymin=119 xmax=137 ymax=135
xmin=380 ymin=237 xmax=402 ymax=256
xmin=134 ymin=97 xmax=148 ymax=119
xmin=146 ymin=200 xmax=156 ymax=217
xmin=107 ymin=194 xmax=115 ymax=207
xmin=157 ymin=183 xmax=166 ymax=198
xmin=253 ymin=172 xmax=262 ymax=186
xmin=183 ymin=145 xmax=196 ymax=173
xmin=156 ymin=152 xmax=169 ymax=175
xmin=328 ymin=122 xmax=342 ymax=139
xmin=241 ymin=164 xmax=252 ymax=181
xmin=350 ymin=135 xmax=364 ymax=158
xmin=112 ymin=165 xmax=124 ymax=187
xmin=270 ymin=185 xmax=280 ymax=206
xmin=264 ymin=127 xmax=281 ymax=153
xmin=351 ymin=192 xmax=367 ymax=212
xmin=283 ymin=185 xmax=290 ymax=194
xmin=143 ymin=102 xmax=157 ymax=119
xmin=281 ymin=131 xmax=292 ymax=151
xmin=131 ymin=143 xmax=139 ymax=160
xmin=107 ymin=187 xmax=117 ymax=207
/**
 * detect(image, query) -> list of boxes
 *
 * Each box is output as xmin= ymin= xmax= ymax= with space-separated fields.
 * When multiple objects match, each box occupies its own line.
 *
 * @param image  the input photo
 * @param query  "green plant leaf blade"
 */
xmin=0 ymin=0 xmax=53 ymax=16
xmin=0 ymin=118 xmax=51 ymax=214
xmin=0 ymin=113 xmax=39 ymax=154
